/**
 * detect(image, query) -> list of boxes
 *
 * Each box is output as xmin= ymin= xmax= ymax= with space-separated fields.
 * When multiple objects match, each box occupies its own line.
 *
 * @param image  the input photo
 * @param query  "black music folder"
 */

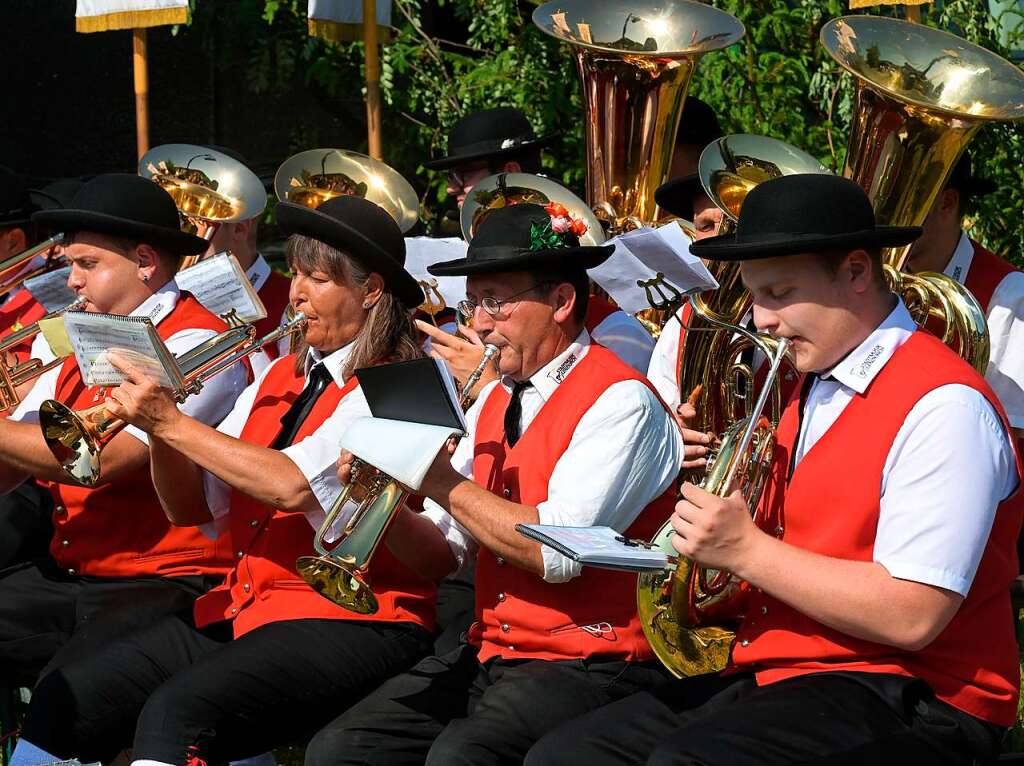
xmin=355 ymin=357 xmax=466 ymax=432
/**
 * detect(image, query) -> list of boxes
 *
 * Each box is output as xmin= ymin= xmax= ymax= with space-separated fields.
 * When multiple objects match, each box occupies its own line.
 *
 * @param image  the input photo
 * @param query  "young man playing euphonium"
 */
xmin=526 ymin=174 xmax=1022 ymax=766
xmin=306 ymin=202 xmax=683 ymax=766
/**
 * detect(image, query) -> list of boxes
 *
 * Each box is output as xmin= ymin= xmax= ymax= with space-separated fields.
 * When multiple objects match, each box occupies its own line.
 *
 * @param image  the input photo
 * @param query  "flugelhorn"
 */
xmin=821 ymin=15 xmax=1024 ymax=373
xmin=297 ymin=345 xmax=500 ymax=614
xmin=0 ymin=296 xmax=87 ymax=411
xmin=533 ymin=0 xmax=744 ymax=231
xmin=274 ymin=149 xmax=419 ymax=233
xmin=40 ymin=313 xmax=307 ymax=486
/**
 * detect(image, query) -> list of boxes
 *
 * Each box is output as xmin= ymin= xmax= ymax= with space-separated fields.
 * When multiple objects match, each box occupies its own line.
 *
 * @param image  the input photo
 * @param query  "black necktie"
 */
xmin=504 ymin=380 xmax=533 ymax=448
xmin=787 ymin=373 xmax=819 ymax=481
xmin=272 ymin=363 xmax=333 ymax=449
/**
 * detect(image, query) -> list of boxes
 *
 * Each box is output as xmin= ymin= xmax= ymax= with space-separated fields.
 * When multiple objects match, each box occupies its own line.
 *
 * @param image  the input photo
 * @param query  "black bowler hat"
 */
xmin=946 ymin=151 xmax=996 ymax=198
xmin=428 ymin=203 xmax=613 ymax=277
xmin=656 ymin=98 xmax=724 ymax=219
xmin=423 ymin=108 xmax=557 ymax=171
xmin=655 ymin=175 xmax=706 ymax=220
xmin=276 ymin=195 xmax=424 ymax=308
xmin=0 ymin=167 xmax=38 ymax=228
xmin=33 ymin=173 xmax=208 ymax=255
xmin=690 ymin=174 xmax=921 ymax=261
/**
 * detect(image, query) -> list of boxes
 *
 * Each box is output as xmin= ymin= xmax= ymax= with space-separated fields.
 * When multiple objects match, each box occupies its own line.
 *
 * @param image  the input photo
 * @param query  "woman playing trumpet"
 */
xmin=11 ymin=197 xmax=442 ymax=766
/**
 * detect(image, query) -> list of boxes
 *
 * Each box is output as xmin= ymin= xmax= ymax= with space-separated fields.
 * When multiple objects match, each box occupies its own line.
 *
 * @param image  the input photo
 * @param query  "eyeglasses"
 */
xmin=446 ymin=161 xmax=492 ymax=189
xmin=457 ymin=283 xmax=549 ymax=318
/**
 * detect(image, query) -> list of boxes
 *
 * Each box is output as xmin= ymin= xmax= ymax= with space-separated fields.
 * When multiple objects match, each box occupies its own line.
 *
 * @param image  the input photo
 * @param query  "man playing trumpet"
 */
xmin=306 ymin=203 xmax=683 ymax=766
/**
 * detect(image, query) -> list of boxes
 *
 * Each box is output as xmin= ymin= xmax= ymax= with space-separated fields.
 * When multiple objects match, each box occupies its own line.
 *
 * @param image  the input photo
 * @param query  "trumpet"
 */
xmin=40 ymin=313 xmax=308 ymax=486
xmin=297 ymin=344 xmax=501 ymax=614
xmin=0 ymin=233 xmax=65 ymax=302
xmin=0 ymin=296 xmax=87 ymax=411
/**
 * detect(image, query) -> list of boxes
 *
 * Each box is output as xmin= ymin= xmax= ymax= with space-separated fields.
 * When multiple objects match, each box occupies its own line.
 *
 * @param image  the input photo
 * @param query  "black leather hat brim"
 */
xmin=427 ymin=244 xmax=614 ymax=277
xmin=655 ymin=175 xmax=704 ymax=219
xmin=423 ymin=134 xmax=559 ymax=171
xmin=691 ymin=226 xmax=922 ymax=261
xmin=32 ymin=208 xmax=208 ymax=255
xmin=276 ymin=201 xmax=424 ymax=308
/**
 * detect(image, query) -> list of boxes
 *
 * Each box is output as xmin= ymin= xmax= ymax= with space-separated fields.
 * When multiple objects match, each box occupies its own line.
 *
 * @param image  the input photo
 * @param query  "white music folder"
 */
xmin=339 ymin=418 xmax=463 ymax=491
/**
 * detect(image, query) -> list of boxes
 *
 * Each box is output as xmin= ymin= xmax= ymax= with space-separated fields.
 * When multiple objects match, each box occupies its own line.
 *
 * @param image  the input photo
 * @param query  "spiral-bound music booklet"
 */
xmin=25 ymin=266 xmax=76 ymax=312
xmin=61 ymin=312 xmax=183 ymax=389
xmin=516 ymin=524 xmax=671 ymax=572
xmin=174 ymin=252 xmax=267 ymax=323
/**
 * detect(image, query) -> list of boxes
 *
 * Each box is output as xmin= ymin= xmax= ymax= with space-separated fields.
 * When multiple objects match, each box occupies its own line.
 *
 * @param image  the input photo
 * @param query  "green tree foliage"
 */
xmin=246 ymin=0 xmax=1024 ymax=260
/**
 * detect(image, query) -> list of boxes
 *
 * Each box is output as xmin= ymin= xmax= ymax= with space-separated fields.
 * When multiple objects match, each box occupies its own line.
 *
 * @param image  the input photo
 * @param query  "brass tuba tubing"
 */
xmin=40 ymin=313 xmax=308 ymax=486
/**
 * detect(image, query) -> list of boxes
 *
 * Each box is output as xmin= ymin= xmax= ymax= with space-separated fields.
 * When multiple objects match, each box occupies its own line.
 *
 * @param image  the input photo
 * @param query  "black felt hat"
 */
xmin=276 ymin=195 xmax=423 ymax=308
xmin=945 ymin=151 xmax=997 ymax=198
xmin=675 ymin=97 xmax=723 ymax=150
xmin=32 ymin=173 xmax=208 ymax=255
xmin=428 ymin=203 xmax=613 ymax=276
xmin=0 ymin=167 xmax=38 ymax=228
xmin=690 ymin=174 xmax=921 ymax=261
xmin=423 ymin=108 xmax=558 ymax=171
xmin=655 ymin=174 xmax=705 ymax=220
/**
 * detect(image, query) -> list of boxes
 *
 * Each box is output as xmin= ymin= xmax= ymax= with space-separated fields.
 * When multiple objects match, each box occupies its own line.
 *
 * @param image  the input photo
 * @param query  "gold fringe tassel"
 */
xmin=849 ymin=0 xmax=930 ymax=7
xmin=76 ymin=6 xmax=188 ymax=33
xmin=308 ymin=18 xmax=392 ymax=44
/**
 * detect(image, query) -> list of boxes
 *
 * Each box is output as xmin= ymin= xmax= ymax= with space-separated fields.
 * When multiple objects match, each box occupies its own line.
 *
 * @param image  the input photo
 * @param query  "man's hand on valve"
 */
xmin=415 ymin=319 xmax=499 ymax=401
xmin=104 ymin=350 xmax=183 ymax=437
xmin=670 ymin=481 xmax=761 ymax=573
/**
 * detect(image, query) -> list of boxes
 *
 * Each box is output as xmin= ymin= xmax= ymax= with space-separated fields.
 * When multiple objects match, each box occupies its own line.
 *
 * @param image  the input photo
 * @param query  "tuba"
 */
xmin=533 ymin=0 xmax=744 ymax=232
xmin=821 ymin=15 xmax=1024 ymax=373
xmin=636 ymin=135 xmax=827 ymax=678
xmin=274 ymin=149 xmax=420 ymax=234
xmin=41 ymin=313 xmax=307 ymax=486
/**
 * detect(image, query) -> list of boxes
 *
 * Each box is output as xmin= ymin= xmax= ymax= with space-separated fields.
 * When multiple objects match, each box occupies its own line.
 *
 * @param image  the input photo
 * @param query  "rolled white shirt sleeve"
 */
xmin=590 ymin=312 xmax=656 ymax=375
xmin=124 ymin=328 xmax=250 ymax=445
xmin=536 ymin=380 xmax=683 ymax=583
xmin=646 ymin=309 xmax=683 ymax=411
xmin=874 ymin=384 xmax=1018 ymax=597
xmin=984 ymin=271 xmax=1024 ymax=429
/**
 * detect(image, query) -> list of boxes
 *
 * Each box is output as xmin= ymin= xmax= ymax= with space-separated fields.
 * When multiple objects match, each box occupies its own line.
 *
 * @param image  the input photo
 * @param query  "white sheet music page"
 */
xmin=174 ymin=252 xmax=268 ymax=323
xmin=25 ymin=267 xmax=76 ymax=312
xmin=517 ymin=524 xmax=671 ymax=571
xmin=62 ymin=313 xmax=177 ymax=388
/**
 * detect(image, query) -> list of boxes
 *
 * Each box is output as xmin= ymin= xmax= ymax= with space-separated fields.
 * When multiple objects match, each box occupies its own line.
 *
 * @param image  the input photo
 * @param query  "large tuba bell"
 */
xmin=273 ymin=149 xmax=419 ymax=234
xmin=532 ymin=0 xmax=744 ymax=232
xmin=821 ymin=15 xmax=1024 ymax=373
xmin=636 ymin=135 xmax=828 ymax=678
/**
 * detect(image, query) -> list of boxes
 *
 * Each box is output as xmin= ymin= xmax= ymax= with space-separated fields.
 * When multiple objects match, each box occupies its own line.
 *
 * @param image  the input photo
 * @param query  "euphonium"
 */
xmin=532 ymin=0 xmax=744 ymax=232
xmin=297 ymin=344 xmax=500 ymax=614
xmin=40 ymin=313 xmax=307 ymax=486
xmin=821 ymin=15 xmax=1024 ymax=373
xmin=0 ymin=296 xmax=87 ymax=411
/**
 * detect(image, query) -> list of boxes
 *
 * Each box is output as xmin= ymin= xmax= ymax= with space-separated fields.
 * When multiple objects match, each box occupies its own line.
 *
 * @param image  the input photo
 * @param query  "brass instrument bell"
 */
xmin=273 ymin=149 xmax=420 ymax=234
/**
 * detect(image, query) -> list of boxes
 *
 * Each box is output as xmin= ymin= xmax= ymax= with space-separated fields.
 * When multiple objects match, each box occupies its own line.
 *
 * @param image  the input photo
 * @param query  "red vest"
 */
xmin=467 ymin=345 xmax=676 ymax=662
xmin=193 ymin=354 xmax=437 ymax=637
xmin=964 ymin=239 xmax=1016 ymax=314
xmin=583 ymin=294 xmax=619 ymax=335
xmin=48 ymin=293 xmax=235 ymax=578
xmin=733 ymin=331 xmax=1024 ymax=726
xmin=252 ymin=271 xmax=293 ymax=362
xmin=0 ymin=290 xmax=47 ymax=364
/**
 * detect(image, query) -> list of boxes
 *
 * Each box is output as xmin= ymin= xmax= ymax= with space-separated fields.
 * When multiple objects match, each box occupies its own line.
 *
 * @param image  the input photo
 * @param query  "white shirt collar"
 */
xmin=821 ymin=298 xmax=917 ymax=394
xmin=130 ymin=280 xmax=180 ymax=327
xmin=943 ymin=231 xmax=975 ymax=285
xmin=503 ymin=329 xmax=591 ymax=403
xmin=246 ymin=254 xmax=272 ymax=293
xmin=305 ymin=342 xmax=354 ymax=388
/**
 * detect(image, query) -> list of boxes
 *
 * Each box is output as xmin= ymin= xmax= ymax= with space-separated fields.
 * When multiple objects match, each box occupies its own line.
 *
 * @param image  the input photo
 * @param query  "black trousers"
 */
xmin=305 ymin=641 xmax=671 ymax=766
xmin=524 ymin=671 xmax=1005 ymax=766
xmin=0 ymin=481 xmax=53 ymax=569
xmin=22 ymin=613 xmax=431 ymax=765
xmin=432 ymin=578 xmax=475 ymax=655
xmin=0 ymin=558 xmax=211 ymax=686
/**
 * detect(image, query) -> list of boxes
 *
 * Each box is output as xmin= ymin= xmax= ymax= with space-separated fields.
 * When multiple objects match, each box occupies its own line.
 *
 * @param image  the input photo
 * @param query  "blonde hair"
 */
xmin=286 ymin=235 xmax=421 ymax=379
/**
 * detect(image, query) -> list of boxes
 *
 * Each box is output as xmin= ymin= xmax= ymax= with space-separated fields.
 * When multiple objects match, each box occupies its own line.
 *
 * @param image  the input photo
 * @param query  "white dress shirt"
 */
xmin=11 ymin=282 xmax=248 ymax=447
xmin=590 ymin=310 xmax=656 ymax=375
xmin=647 ymin=307 xmax=687 ymax=410
xmin=795 ymin=299 xmax=1018 ymax=597
xmin=201 ymin=344 xmax=371 ymax=537
xmin=245 ymin=254 xmax=292 ymax=375
xmin=945 ymin=232 xmax=1024 ymax=428
xmin=422 ymin=330 xmax=684 ymax=583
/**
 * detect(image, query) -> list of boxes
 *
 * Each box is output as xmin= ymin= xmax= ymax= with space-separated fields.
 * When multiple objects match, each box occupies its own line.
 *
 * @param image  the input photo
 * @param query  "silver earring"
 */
xmin=363 ymin=302 xmax=371 ymax=309
xmin=142 ymin=275 xmax=150 ymax=283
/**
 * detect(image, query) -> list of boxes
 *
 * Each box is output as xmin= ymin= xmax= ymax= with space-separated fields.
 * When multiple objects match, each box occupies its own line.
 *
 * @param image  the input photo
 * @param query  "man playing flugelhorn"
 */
xmin=528 ymin=174 xmax=1022 ymax=766
xmin=10 ymin=197 xmax=441 ymax=766
xmin=307 ymin=202 xmax=683 ymax=765
xmin=0 ymin=174 xmax=248 ymax=689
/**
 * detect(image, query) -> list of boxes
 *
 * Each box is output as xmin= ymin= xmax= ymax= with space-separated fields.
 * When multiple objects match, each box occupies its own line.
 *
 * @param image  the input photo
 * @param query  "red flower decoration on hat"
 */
xmin=530 ymin=201 xmax=590 ymax=251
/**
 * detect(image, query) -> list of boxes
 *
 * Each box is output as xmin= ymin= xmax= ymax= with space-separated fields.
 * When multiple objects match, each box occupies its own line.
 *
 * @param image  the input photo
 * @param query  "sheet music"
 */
xmin=174 ymin=253 xmax=267 ymax=323
xmin=403 ymin=237 xmax=467 ymax=311
xmin=63 ymin=313 xmax=177 ymax=388
xmin=24 ymin=267 xmax=76 ymax=312
xmin=517 ymin=524 xmax=671 ymax=571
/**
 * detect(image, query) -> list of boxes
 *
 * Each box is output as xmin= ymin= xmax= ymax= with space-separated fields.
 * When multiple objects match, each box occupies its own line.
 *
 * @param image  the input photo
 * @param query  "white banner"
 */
xmin=76 ymin=0 xmax=188 ymax=33
xmin=308 ymin=0 xmax=393 ymax=42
